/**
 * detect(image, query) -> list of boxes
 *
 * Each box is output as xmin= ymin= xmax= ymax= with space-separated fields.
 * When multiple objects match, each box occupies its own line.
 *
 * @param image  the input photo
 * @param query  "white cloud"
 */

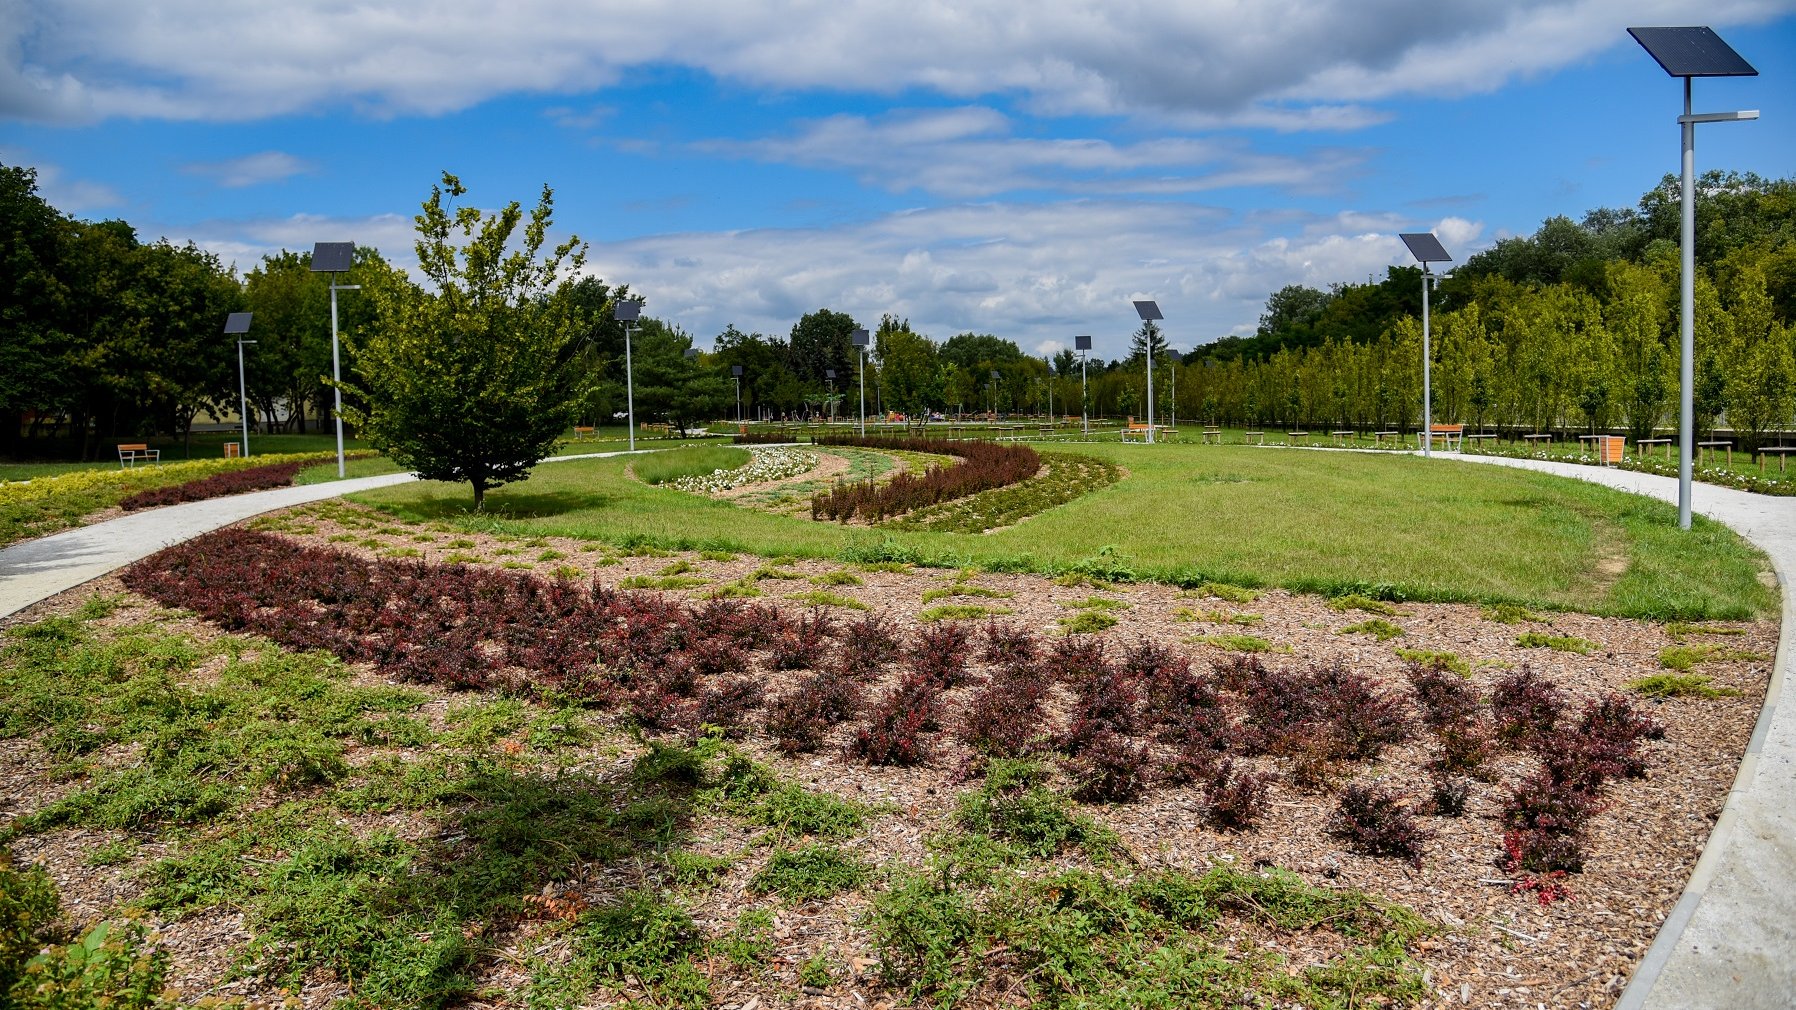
xmin=700 ymin=106 xmax=1367 ymax=197
xmin=181 ymin=151 xmax=313 ymax=188
xmin=2 ymin=1 xmax=1782 ymax=124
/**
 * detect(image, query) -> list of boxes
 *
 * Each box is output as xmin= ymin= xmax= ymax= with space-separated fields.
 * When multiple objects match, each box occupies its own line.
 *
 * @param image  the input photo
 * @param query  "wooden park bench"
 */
xmin=117 ymin=443 xmax=160 ymax=468
xmin=1423 ymin=424 xmax=1463 ymax=451
xmin=1121 ymin=418 xmax=1152 ymax=442
xmin=1372 ymin=430 xmax=1403 ymax=447
xmin=1330 ymin=430 xmax=1355 ymax=446
xmin=1521 ymin=433 xmax=1554 ymax=448
xmin=1201 ymin=426 xmax=1224 ymax=444
xmin=1636 ymin=437 xmax=1672 ymax=458
xmin=571 ymin=426 xmax=596 ymax=440
xmin=1242 ymin=430 xmax=1266 ymax=445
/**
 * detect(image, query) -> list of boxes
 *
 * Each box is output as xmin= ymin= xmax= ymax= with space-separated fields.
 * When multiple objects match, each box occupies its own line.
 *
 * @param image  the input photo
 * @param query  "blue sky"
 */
xmin=4 ymin=1 xmax=1792 ymax=359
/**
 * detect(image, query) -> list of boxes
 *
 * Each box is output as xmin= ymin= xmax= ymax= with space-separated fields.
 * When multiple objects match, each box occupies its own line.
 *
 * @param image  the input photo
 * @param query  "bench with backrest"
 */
xmin=1422 ymin=424 xmax=1463 ymax=451
xmin=117 ymin=443 xmax=160 ymax=468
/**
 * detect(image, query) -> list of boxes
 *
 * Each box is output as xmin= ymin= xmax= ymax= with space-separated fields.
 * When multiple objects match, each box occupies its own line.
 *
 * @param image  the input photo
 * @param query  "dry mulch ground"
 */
xmin=0 ymin=498 xmax=1779 ymax=1010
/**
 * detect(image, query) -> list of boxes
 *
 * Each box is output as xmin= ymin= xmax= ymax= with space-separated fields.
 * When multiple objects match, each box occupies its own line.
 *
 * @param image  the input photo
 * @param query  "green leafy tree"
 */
xmin=340 ymin=173 xmax=591 ymax=508
xmin=873 ymin=315 xmax=943 ymax=417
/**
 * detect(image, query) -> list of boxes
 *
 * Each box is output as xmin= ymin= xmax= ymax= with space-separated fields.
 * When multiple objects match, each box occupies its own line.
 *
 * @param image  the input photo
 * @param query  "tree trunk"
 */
xmin=472 ymin=480 xmax=486 ymax=510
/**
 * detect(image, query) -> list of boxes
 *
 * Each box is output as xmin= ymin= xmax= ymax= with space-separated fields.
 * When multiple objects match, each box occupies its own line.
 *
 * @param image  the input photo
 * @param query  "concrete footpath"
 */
xmin=0 ymin=448 xmax=1791 ymax=1005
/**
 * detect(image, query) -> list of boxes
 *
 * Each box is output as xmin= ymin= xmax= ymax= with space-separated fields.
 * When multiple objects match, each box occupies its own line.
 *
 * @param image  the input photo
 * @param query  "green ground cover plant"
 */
xmin=1338 ymin=619 xmax=1405 ymax=641
xmin=885 ymin=452 xmax=1121 ymax=533
xmin=1627 ymin=673 xmax=1741 ymax=699
xmin=1657 ymin=644 xmax=1769 ymax=671
xmin=1515 ymin=633 xmax=1597 ymax=655
xmin=347 ymin=444 xmax=1777 ymax=619
xmin=1057 ymin=612 xmax=1120 ymax=635
xmin=1393 ymin=648 xmax=1471 ymax=676
xmin=1188 ymin=633 xmax=1283 ymax=654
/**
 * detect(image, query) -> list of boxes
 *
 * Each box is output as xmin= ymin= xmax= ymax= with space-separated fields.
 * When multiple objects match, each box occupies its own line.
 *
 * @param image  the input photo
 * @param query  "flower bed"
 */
xmin=119 ymin=461 xmax=307 ymax=510
xmin=885 ymin=452 xmax=1120 ymax=533
xmin=810 ymin=436 xmax=1039 ymax=523
xmin=670 ymin=447 xmax=817 ymax=493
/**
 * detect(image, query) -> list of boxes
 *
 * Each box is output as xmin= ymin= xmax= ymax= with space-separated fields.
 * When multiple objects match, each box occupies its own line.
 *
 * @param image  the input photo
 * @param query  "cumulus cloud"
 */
xmin=0 ymin=151 xmax=125 ymax=211
xmin=2 ymin=0 xmax=1781 ymax=124
xmin=181 ymin=151 xmax=313 ymax=187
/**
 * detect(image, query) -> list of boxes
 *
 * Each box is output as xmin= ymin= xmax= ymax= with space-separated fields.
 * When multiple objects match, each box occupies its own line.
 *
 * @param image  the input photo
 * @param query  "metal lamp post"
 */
xmin=1629 ymin=26 xmax=1759 ymax=530
xmin=1400 ymin=233 xmax=1453 ymax=458
xmin=225 ymin=312 xmax=254 ymax=457
xmin=615 ymin=299 xmax=642 ymax=451
xmin=731 ymin=365 xmax=744 ymax=423
xmin=310 ymin=242 xmax=359 ymax=478
xmin=1045 ymin=356 xmax=1053 ymax=423
xmin=989 ymin=369 xmax=1000 ymax=422
xmin=852 ymin=328 xmax=870 ymax=436
xmin=1076 ymin=335 xmax=1091 ymax=435
xmin=1134 ymin=301 xmax=1162 ymax=443
xmin=1167 ymin=345 xmax=1177 ymax=435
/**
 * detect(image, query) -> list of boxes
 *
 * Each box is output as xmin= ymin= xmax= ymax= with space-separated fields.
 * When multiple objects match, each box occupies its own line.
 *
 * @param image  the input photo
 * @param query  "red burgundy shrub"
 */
xmin=767 ymin=608 xmax=837 ymax=671
xmin=1406 ymin=660 xmax=1479 ymax=729
xmin=1141 ymin=662 xmax=1230 ymax=756
xmin=1326 ymin=784 xmax=1432 ymax=867
xmin=1307 ymin=659 xmax=1411 ymax=761
xmin=810 ymin=436 xmax=1039 ymax=522
xmin=1063 ymin=730 xmax=1150 ymax=803
xmin=1491 ymin=666 xmax=1565 ymax=747
xmin=958 ymin=673 xmax=1047 ymax=758
xmin=848 ymin=686 xmax=934 ymax=766
xmin=840 ymin=612 xmax=902 ymax=667
xmin=1203 ymin=759 xmax=1272 ymax=832
xmin=1061 ymin=667 xmax=1141 ymax=753
xmin=120 ymin=461 xmax=308 ymax=510
xmin=980 ymin=621 xmax=1039 ymax=670
xmin=693 ymin=677 xmax=763 ymax=738
xmin=1047 ymin=636 xmax=1111 ymax=684
xmin=1499 ymin=769 xmax=1602 ymax=874
xmin=910 ymin=622 xmax=972 ymax=688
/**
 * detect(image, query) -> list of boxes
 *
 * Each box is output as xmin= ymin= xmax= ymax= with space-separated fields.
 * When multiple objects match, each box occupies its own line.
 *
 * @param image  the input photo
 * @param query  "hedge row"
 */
xmin=809 ymin=435 xmax=1039 ymax=522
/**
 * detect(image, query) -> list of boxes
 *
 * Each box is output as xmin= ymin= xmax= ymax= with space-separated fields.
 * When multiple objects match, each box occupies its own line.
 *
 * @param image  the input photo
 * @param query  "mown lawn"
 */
xmin=350 ymin=442 xmax=1779 ymax=620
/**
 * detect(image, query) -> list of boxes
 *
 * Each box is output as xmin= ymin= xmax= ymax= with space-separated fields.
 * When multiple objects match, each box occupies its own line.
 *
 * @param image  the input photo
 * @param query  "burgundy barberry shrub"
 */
xmin=120 ymin=461 xmax=307 ymax=510
xmin=767 ymin=608 xmax=836 ymax=671
xmin=980 ymin=621 xmax=1039 ymax=670
xmin=809 ymin=436 xmax=1039 ymax=522
xmin=1140 ymin=661 xmax=1230 ymax=755
xmin=693 ymin=677 xmax=762 ymax=737
xmin=1047 ymin=636 xmax=1111 ymax=684
xmin=1490 ymin=666 xmax=1565 ymax=747
xmin=1307 ymin=659 xmax=1410 ymax=760
xmin=1061 ymin=667 xmax=1141 ymax=753
xmin=1227 ymin=661 xmax=1313 ymax=755
xmin=1406 ymin=660 xmax=1479 ymax=729
xmin=910 ymin=621 xmax=972 ymax=687
xmin=1428 ymin=721 xmax=1496 ymax=779
xmin=848 ymin=689 xmax=933 ymax=766
xmin=1203 ymin=759 xmax=1272 ymax=831
xmin=1498 ymin=770 xmax=1601 ymax=874
xmin=958 ymin=674 xmax=1047 ymax=757
xmin=763 ymin=666 xmax=865 ymax=754
xmin=840 ymin=612 xmax=902 ymax=667
xmin=1326 ymin=784 xmax=1432 ymax=867
xmin=1063 ymin=730 xmax=1150 ymax=803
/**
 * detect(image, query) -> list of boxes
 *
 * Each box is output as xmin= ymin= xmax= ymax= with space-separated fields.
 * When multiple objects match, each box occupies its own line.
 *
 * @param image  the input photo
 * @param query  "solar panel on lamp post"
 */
xmin=1075 ymin=336 xmax=1092 ymax=435
xmin=851 ymin=328 xmax=871 ymax=437
xmin=1399 ymin=233 xmax=1453 ymax=459
xmin=309 ymin=243 xmax=357 ymax=478
xmin=1134 ymin=301 xmax=1162 ymax=444
xmin=1629 ymin=26 xmax=1759 ymax=531
xmin=224 ymin=313 xmax=254 ymax=458
xmin=615 ymin=299 xmax=642 ymax=451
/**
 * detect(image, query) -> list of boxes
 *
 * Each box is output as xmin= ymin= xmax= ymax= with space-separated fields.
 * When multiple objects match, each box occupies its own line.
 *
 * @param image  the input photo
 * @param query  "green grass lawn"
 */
xmin=351 ymin=442 xmax=1778 ymax=620
xmin=0 ymin=433 xmax=376 ymax=482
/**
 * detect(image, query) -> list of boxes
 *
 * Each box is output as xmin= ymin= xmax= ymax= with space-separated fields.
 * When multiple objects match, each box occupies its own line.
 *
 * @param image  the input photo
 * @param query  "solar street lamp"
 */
xmin=615 ymin=299 xmax=642 ymax=451
xmin=852 ymin=328 xmax=871 ymax=436
xmin=731 ymin=365 xmax=744 ymax=422
xmin=825 ymin=369 xmax=836 ymax=423
xmin=309 ymin=242 xmax=358 ymax=478
xmin=1400 ymin=234 xmax=1453 ymax=458
xmin=1629 ymin=26 xmax=1759 ymax=531
xmin=225 ymin=312 xmax=254 ymax=458
xmin=1134 ymin=301 xmax=1162 ymax=444
xmin=990 ymin=369 xmax=1000 ymax=421
xmin=1075 ymin=336 xmax=1092 ymax=435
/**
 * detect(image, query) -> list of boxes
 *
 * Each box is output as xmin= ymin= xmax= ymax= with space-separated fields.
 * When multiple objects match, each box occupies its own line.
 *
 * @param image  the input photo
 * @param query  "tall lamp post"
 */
xmin=225 ymin=312 xmax=254 ymax=457
xmin=851 ymin=328 xmax=870 ymax=436
xmin=616 ymin=299 xmax=642 ymax=451
xmin=731 ymin=365 xmax=744 ymax=423
xmin=1400 ymin=233 xmax=1453 ymax=458
xmin=310 ymin=242 xmax=358 ymax=478
xmin=989 ymin=369 xmax=1000 ymax=421
xmin=1134 ymin=301 xmax=1162 ymax=444
xmin=1044 ymin=356 xmax=1053 ymax=423
xmin=825 ymin=369 xmax=836 ymax=423
xmin=1629 ymin=26 xmax=1759 ymax=531
xmin=1166 ymin=344 xmax=1178 ymax=435
xmin=1075 ymin=335 xmax=1091 ymax=435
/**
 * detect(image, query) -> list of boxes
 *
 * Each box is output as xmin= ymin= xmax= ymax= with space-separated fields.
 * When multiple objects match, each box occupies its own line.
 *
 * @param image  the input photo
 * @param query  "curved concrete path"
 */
xmin=1 ymin=448 xmax=1790 ymax=1006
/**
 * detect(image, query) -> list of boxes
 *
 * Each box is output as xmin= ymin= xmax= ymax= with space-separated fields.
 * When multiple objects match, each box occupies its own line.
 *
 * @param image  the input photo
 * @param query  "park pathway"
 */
xmin=0 ymin=447 xmax=1790 ymax=1007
